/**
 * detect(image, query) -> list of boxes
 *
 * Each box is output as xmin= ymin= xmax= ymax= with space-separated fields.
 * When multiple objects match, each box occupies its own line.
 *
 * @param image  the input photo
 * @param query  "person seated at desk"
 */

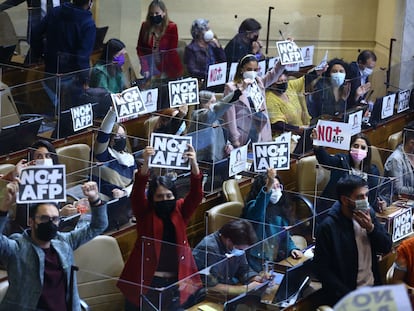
xmin=92 ymin=108 xmax=137 ymax=201
xmin=0 ymin=180 xmax=107 ymax=310
xmin=307 ymin=58 xmax=351 ymax=121
xmin=90 ymin=38 xmax=128 ymax=94
xmin=312 ymin=131 xmax=384 ymax=213
xmin=187 ymin=89 xmax=243 ymax=163
xmin=313 ymin=175 xmax=392 ymax=306
xmin=184 ymin=18 xmax=226 ymax=86
xmin=192 ymin=219 xmax=265 ymax=296
xmin=384 ymin=121 xmax=414 ymax=199
xmin=266 ymin=70 xmax=311 ymax=138
xmin=242 ymin=168 xmax=303 ymax=272
xmin=117 ymin=145 xmax=203 ymax=311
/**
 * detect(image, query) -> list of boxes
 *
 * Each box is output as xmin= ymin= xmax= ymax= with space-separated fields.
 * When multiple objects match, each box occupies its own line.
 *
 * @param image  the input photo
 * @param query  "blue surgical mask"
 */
xmin=330 ymin=72 xmax=346 ymax=87
xmin=362 ymin=67 xmax=373 ymax=76
xmin=230 ymin=248 xmax=245 ymax=257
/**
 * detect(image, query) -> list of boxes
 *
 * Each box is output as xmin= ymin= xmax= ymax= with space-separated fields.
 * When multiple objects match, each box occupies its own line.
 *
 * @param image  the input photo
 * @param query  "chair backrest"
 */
xmin=0 ymin=82 xmax=21 ymax=128
xmin=0 ymin=12 xmax=17 ymax=48
xmin=388 ymin=131 xmax=403 ymax=150
xmin=56 ymin=144 xmax=91 ymax=187
xmin=297 ymin=155 xmax=330 ymax=199
xmin=74 ymin=235 xmax=125 ymax=311
xmin=370 ymin=145 xmax=384 ymax=176
xmin=206 ymin=201 xmax=244 ymax=234
xmin=0 ymin=164 xmax=15 ymax=176
xmin=222 ymin=179 xmax=244 ymax=205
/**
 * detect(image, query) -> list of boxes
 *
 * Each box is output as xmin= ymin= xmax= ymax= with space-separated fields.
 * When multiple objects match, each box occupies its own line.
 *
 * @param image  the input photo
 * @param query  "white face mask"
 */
xmin=269 ymin=188 xmax=282 ymax=204
xmin=362 ymin=67 xmax=373 ymax=76
xmin=330 ymin=72 xmax=346 ymax=87
xmin=354 ymin=198 xmax=370 ymax=211
xmin=35 ymin=158 xmax=54 ymax=166
xmin=243 ymin=70 xmax=257 ymax=80
xmin=230 ymin=248 xmax=245 ymax=257
xmin=203 ymin=29 xmax=214 ymax=42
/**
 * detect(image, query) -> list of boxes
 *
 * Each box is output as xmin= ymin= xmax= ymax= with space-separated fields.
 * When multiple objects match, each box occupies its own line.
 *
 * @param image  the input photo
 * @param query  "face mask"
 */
xmin=154 ymin=200 xmax=176 ymax=219
xmin=150 ymin=15 xmax=163 ymax=25
xmin=269 ymin=188 xmax=282 ymax=204
xmin=113 ymin=54 xmax=125 ymax=67
xmin=230 ymin=248 xmax=245 ymax=257
xmin=112 ymin=137 xmax=126 ymax=152
xmin=35 ymin=158 xmax=54 ymax=166
xmin=35 ymin=221 xmax=58 ymax=242
xmin=274 ymin=82 xmax=288 ymax=94
xmin=350 ymin=148 xmax=367 ymax=162
xmin=354 ymin=198 xmax=370 ymax=211
xmin=243 ymin=70 xmax=257 ymax=80
xmin=362 ymin=67 xmax=373 ymax=76
xmin=330 ymin=72 xmax=346 ymax=87
xmin=203 ymin=30 xmax=214 ymax=42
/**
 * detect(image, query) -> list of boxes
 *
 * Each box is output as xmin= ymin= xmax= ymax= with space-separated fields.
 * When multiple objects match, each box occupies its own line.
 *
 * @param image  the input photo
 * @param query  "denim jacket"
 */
xmin=0 ymin=203 xmax=108 ymax=311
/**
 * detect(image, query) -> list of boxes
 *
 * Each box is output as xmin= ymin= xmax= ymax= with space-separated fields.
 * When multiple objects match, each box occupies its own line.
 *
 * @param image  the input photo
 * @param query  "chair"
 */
xmin=0 ymin=11 xmax=27 ymax=63
xmin=206 ymin=202 xmax=244 ymax=234
xmin=370 ymin=145 xmax=384 ymax=176
xmin=56 ymin=144 xmax=91 ymax=187
xmin=222 ymin=179 xmax=244 ymax=205
xmin=0 ymin=164 xmax=15 ymax=176
xmin=388 ymin=131 xmax=403 ymax=150
xmin=74 ymin=235 xmax=125 ymax=311
xmin=297 ymin=155 xmax=330 ymax=199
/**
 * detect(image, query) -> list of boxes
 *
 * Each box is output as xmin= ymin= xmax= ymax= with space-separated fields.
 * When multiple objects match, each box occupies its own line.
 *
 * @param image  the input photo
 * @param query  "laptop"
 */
xmin=272 ymin=259 xmax=313 ymax=307
xmin=223 ymin=280 xmax=271 ymax=311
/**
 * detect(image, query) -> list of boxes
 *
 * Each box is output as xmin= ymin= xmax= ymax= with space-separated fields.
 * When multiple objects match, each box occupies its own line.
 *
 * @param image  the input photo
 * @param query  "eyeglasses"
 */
xmin=35 ymin=215 xmax=60 ymax=224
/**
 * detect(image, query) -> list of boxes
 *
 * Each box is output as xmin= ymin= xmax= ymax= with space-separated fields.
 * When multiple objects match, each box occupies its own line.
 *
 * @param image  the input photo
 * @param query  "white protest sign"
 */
xmin=275 ymin=132 xmax=291 ymax=143
xmin=285 ymin=62 xmax=300 ymax=72
xmin=334 ymin=284 xmax=411 ymax=311
xmin=229 ymin=145 xmax=248 ymax=177
xmin=248 ymin=80 xmax=264 ymax=112
xmin=149 ymin=133 xmax=192 ymax=170
xmin=348 ymin=110 xmax=363 ymax=136
xmin=207 ymin=62 xmax=227 ymax=87
xmin=142 ymin=88 xmax=158 ymax=113
xmin=392 ymin=208 xmax=412 ymax=242
xmin=168 ymin=78 xmax=199 ymax=107
xmin=257 ymin=60 xmax=266 ymax=77
xmin=276 ymin=40 xmax=304 ymax=65
xmin=71 ymin=103 xmax=93 ymax=132
xmin=397 ymin=89 xmax=410 ymax=113
xmin=315 ymin=50 xmax=328 ymax=71
xmin=268 ymin=57 xmax=280 ymax=70
xmin=17 ymin=165 xmax=66 ymax=203
xmin=381 ymin=94 xmax=395 ymax=119
xmin=253 ymin=141 xmax=290 ymax=172
xmin=228 ymin=62 xmax=238 ymax=82
xmin=300 ymin=45 xmax=314 ymax=67
xmin=313 ymin=120 xmax=351 ymax=150
xmin=111 ymin=86 xmax=146 ymax=120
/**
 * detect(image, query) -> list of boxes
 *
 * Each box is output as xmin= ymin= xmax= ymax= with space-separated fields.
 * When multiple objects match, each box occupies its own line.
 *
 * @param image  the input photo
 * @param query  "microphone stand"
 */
xmin=265 ymin=6 xmax=275 ymax=55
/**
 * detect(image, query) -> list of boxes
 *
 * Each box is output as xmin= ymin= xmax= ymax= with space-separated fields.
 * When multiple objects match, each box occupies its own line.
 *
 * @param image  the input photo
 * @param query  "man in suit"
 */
xmin=0 ymin=0 xmax=70 ymax=63
xmin=348 ymin=50 xmax=377 ymax=108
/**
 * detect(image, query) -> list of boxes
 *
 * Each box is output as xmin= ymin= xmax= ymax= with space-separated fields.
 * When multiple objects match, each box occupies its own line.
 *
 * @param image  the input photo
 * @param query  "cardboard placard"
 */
xmin=397 ymin=89 xmax=410 ymax=113
xmin=253 ymin=141 xmax=290 ymax=172
xmin=149 ymin=133 xmax=192 ymax=170
xmin=381 ymin=94 xmax=395 ymax=119
xmin=228 ymin=62 xmax=238 ymax=82
xmin=168 ymin=78 xmax=199 ymax=107
xmin=71 ymin=103 xmax=93 ymax=132
xmin=141 ymin=88 xmax=158 ymax=113
xmin=111 ymin=86 xmax=146 ymax=120
xmin=247 ymin=80 xmax=264 ymax=112
xmin=276 ymin=40 xmax=304 ymax=65
xmin=207 ymin=62 xmax=227 ymax=87
xmin=17 ymin=165 xmax=66 ymax=203
xmin=392 ymin=207 xmax=413 ymax=242
xmin=313 ymin=120 xmax=351 ymax=150
xmin=348 ymin=110 xmax=363 ymax=136
xmin=229 ymin=145 xmax=248 ymax=177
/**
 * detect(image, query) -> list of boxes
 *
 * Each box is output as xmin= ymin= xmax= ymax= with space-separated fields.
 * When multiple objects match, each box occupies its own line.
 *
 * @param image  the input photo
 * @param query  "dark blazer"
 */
xmin=348 ymin=61 xmax=369 ymax=108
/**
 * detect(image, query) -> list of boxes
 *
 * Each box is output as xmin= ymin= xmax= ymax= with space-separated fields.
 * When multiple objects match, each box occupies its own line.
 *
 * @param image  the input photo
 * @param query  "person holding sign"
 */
xmin=243 ymin=168 xmax=303 ymax=272
xmin=136 ymin=0 xmax=183 ymax=79
xmin=223 ymin=54 xmax=285 ymax=148
xmin=90 ymin=38 xmax=129 ymax=94
xmin=312 ymin=131 xmax=383 ymax=213
xmin=117 ymin=144 xmax=204 ymax=310
xmin=184 ymin=18 xmax=226 ymax=82
xmin=224 ymin=18 xmax=264 ymax=64
xmin=266 ymin=70 xmax=311 ymax=137
xmin=92 ymin=108 xmax=137 ymax=200
xmin=0 ymin=180 xmax=108 ymax=310
xmin=314 ymin=175 xmax=392 ymax=306
xmin=307 ymin=58 xmax=351 ymax=121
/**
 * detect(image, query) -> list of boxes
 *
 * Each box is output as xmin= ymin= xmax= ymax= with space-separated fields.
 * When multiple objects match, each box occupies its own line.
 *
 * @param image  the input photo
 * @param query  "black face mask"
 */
xmin=275 ymin=82 xmax=288 ymax=94
xmin=250 ymin=34 xmax=259 ymax=43
xmin=150 ymin=15 xmax=163 ymax=25
xmin=112 ymin=137 xmax=126 ymax=152
xmin=154 ymin=200 xmax=176 ymax=220
xmin=35 ymin=221 xmax=58 ymax=242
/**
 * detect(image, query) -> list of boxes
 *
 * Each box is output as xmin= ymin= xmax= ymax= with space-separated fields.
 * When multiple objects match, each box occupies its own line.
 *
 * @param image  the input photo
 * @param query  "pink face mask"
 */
xmin=350 ymin=148 xmax=367 ymax=162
